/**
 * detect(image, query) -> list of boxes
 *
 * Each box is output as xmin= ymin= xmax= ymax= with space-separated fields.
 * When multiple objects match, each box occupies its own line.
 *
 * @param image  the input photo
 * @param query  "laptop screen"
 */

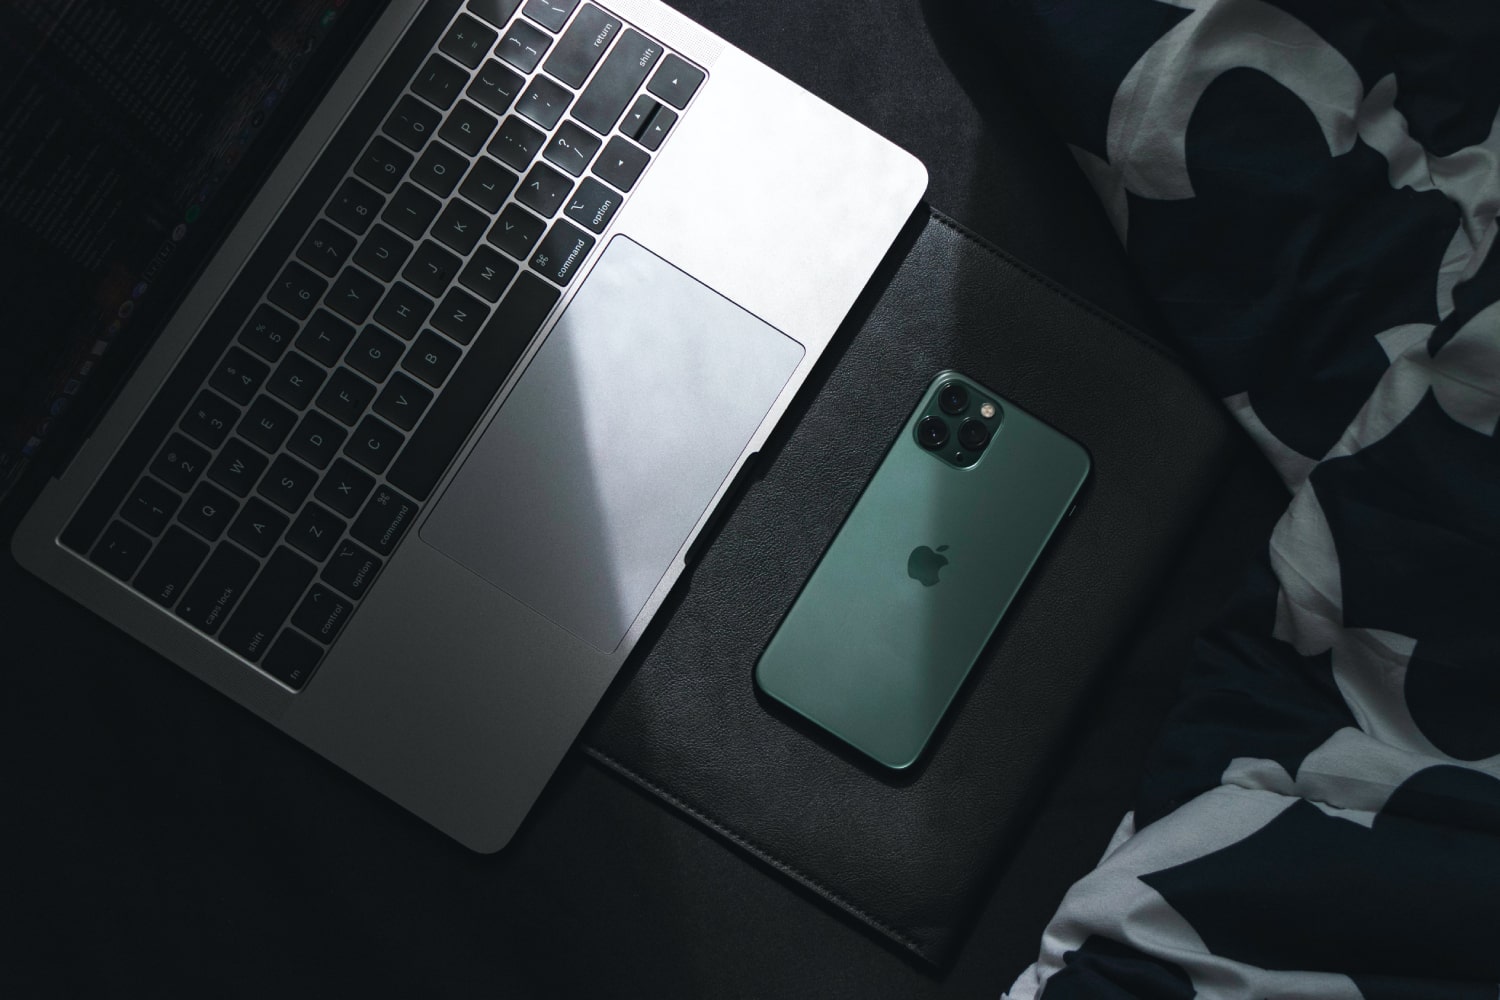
xmin=0 ymin=0 xmax=387 ymax=503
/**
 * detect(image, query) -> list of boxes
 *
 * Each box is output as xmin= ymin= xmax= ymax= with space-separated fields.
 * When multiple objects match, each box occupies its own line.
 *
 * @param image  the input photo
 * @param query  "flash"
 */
xmin=979 ymin=402 xmax=997 ymax=419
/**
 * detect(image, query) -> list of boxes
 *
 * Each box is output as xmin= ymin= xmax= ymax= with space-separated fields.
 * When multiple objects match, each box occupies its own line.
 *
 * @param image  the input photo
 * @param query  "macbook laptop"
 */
xmin=7 ymin=0 xmax=925 ymax=851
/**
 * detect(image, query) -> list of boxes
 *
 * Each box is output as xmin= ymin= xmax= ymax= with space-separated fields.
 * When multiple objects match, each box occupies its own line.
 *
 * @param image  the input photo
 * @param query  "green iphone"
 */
xmin=754 ymin=371 xmax=1090 ymax=769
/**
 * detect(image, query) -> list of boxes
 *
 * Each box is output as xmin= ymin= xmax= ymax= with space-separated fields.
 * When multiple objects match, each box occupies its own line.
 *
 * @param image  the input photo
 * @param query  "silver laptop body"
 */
xmin=12 ymin=0 xmax=925 ymax=850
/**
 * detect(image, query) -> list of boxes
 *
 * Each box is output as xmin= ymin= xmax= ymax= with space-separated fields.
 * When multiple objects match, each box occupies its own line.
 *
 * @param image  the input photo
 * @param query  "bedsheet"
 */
xmin=958 ymin=1 xmax=1500 ymax=996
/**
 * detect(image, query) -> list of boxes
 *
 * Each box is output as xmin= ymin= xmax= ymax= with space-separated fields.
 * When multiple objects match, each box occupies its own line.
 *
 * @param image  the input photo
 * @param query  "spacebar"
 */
xmin=386 ymin=273 xmax=560 ymax=500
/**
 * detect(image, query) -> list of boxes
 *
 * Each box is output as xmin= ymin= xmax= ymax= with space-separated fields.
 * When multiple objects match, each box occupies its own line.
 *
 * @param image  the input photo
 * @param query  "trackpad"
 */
xmin=421 ymin=237 xmax=804 ymax=652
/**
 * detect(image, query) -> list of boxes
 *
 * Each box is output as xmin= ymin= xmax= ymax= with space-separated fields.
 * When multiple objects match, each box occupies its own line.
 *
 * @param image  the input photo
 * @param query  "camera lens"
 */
xmin=917 ymin=415 xmax=949 ymax=449
xmin=958 ymin=418 xmax=990 ymax=451
xmin=937 ymin=381 xmax=969 ymax=415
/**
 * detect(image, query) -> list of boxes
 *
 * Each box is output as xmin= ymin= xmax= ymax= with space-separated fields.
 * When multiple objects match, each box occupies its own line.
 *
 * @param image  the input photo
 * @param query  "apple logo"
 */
xmin=907 ymin=544 xmax=950 ymax=587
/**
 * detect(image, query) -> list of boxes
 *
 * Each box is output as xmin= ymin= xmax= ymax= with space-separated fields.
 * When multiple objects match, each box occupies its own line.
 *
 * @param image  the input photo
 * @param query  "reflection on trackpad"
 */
xmin=421 ymin=237 xmax=804 ymax=652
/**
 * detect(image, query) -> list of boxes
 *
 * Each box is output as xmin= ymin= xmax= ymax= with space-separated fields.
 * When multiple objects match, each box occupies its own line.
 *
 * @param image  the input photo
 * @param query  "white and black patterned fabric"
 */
xmin=964 ymin=1 xmax=1500 ymax=996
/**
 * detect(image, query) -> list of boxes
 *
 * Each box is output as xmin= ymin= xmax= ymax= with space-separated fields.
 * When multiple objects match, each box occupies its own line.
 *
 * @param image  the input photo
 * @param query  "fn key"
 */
xmin=262 ymin=630 xmax=323 ymax=690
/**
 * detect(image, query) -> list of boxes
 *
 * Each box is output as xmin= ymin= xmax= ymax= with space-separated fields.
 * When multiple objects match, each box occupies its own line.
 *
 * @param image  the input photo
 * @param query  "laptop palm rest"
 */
xmin=420 ymin=236 xmax=804 ymax=652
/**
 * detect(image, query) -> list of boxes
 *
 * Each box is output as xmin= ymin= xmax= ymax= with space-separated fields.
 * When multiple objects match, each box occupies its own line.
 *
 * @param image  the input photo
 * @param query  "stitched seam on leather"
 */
xmin=579 ymin=743 xmax=935 ymax=961
xmin=925 ymin=206 xmax=1188 ymax=370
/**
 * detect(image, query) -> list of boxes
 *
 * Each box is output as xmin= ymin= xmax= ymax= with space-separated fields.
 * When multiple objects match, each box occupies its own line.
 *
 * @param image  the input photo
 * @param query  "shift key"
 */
xmin=572 ymin=29 xmax=661 ymax=134
xmin=220 ymin=547 xmax=317 ymax=662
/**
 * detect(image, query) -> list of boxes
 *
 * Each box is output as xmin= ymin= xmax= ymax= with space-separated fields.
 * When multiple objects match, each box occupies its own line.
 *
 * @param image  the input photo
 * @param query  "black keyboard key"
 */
xmin=403 ymin=241 xmax=463 ymax=298
xmin=635 ymin=103 xmax=675 ymax=151
xmin=295 ymin=310 xmax=357 ymax=367
xmin=488 ymin=115 xmax=546 ymax=171
xmin=287 ymin=505 xmax=347 ymax=563
xmin=516 ymin=75 xmax=572 ymax=131
xmin=327 ymin=266 xmax=384 ymax=325
xmin=412 ymin=141 xmax=468 ymax=198
xmin=403 ymin=331 xmax=462 ymax=387
xmin=564 ymin=176 xmax=621 ymax=233
xmin=647 ymin=54 xmax=705 ymax=109
xmin=133 ymin=526 xmax=208 ymax=607
xmin=531 ymin=218 xmax=595 ymax=286
xmin=262 ymin=630 xmax=323 ymax=690
xmin=621 ymin=95 xmax=658 ymax=139
xmin=440 ymin=14 xmax=500 ymax=69
xmin=344 ymin=416 xmax=403 ymax=474
xmin=182 ymin=390 xmax=239 ymax=449
xmin=488 ymin=204 xmax=546 ymax=259
xmin=240 ymin=395 xmax=298 ymax=452
xmin=259 ymin=454 xmax=318 ymax=513
xmin=180 ymin=482 xmax=239 ymax=541
xmin=352 ymin=485 xmax=419 ymax=556
xmin=175 ymin=543 xmax=258 ymax=635
xmin=121 ymin=476 xmax=181 ymax=536
xmin=316 ymin=368 xmax=377 ymax=426
xmin=544 ymin=4 xmax=618 ymax=87
xmin=326 ymin=178 xmax=385 ymax=236
xmin=574 ymin=29 xmax=661 ymax=135
xmin=595 ymin=135 xmax=650 ymax=190
xmin=286 ymin=410 xmax=348 ymax=469
xmin=374 ymin=374 xmax=434 ymax=430
xmin=297 ymin=219 xmax=357 ymax=277
xmin=459 ymin=245 xmax=519 ymax=302
xmin=208 ymin=438 xmax=269 ymax=498
xmin=384 ymin=94 xmax=442 ymax=151
xmin=381 ymin=183 xmax=441 ymax=240
xmin=322 ymin=539 xmax=383 ymax=601
xmin=346 ymin=326 xmax=404 ymax=383
xmin=432 ymin=286 xmax=490 ymax=345
xmin=354 ymin=224 xmax=413 ymax=282
xmin=439 ymin=99 xmax=498 ymax=156
xmin=432 ymin=200 xmax=488 ymax=256
xmin=523 ymin=0 xmax=579 ymax=32
xmin=151 ymin=434 xmax=210 ymax=492
xmin=458 ymin=158 xmax=518 ymax=214
xmin=355 ymin=135 xmax=414 ymax=193
xmin=221 ymin=547 xmax=318 ymax=662
xmin=412 ymin=54 xmax=471 ymax=111
xmin=387 ymin=274 xmax=559 ymax=499
xmin=267 ymin=351 xmax=327 ymax=410
xmin=268 ymin=261 xmax=327 ymax=320
xmin=293 ymin=585 xmax=354 ymax=644
xmin=467 ymin=0 xmax=521 ymax=29
xmin=373 ymin=282 xmax=433 ymax=341
xmin=209 ymin=347 xmax=269 ymax=406
xmin=240 ymin=304 xmax=297 ymax=362
xmin=497 ymin=19 xmax=550 ymax=73
xmin=517 ymin=161 xmax=573 ymax=217
xmin=467 ymin=59 xmax=525 ymax=116
xmin=544 ymin=120 xmax=601 ymax=177
xmin=315 ymin=459 xmax=376 ymax=518
xmin=91 ymin=521 xmax=150 ymax=581
xmin=230 ymin=498 xmax=291 ymax=557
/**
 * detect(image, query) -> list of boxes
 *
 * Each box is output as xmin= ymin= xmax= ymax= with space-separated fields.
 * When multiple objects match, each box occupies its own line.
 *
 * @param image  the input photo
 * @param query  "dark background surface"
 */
xmin=1 ymin=1 xmax=1288 ymax=995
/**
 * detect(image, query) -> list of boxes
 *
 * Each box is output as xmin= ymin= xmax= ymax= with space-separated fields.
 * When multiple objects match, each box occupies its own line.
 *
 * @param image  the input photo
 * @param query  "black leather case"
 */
xmin=580 ymin=208 xmax=1235 ymax=965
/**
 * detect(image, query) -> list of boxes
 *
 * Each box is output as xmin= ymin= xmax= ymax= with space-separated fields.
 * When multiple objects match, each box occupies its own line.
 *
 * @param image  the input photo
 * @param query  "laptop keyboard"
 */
xmin=63 ymin=0 xmax=704 ymax=691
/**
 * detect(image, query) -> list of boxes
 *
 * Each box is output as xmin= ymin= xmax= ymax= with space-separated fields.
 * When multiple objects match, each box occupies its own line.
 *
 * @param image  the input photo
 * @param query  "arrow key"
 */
xmin=636 ymin=104 xmax=676 ymax=151
xmin=646 ymin=54 xmax=704 ymax=110
xmin=594 ymin=136 xmax=649 ymax=191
